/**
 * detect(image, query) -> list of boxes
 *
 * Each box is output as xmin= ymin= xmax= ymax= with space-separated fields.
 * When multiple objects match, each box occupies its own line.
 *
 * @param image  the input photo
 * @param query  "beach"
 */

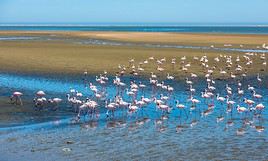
xmin=2 ymin=0 xmax=268 ymax=160
xmin=0 ymin=30 xmax=267 ymax=161
xmin=1 ymin=30 xmax=268 ymax=47
xmin=0 ymin=31 xmax=267 ymax=77
xmin=1 ymin=0 xmax=268 ymax=160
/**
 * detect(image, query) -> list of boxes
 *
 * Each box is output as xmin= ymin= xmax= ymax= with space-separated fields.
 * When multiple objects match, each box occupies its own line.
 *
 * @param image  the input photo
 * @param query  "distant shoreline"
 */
xmin=0 ymin=31 xmax=267 ymax=53
xmin=1 ymin=26 xmax=268 ymax=35
xmin=1 ymin=31 xmax=268 ymax=47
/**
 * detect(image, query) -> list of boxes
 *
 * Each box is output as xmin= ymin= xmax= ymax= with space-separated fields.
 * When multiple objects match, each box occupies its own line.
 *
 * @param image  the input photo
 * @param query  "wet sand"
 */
xmin=0 ymin=31 xmax=267 ymax=77
xmin=1 ymin=31 xmax=268 ymax=47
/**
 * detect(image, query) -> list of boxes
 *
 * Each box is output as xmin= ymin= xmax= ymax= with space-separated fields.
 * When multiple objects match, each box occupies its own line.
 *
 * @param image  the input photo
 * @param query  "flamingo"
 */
xmin=238 ymin=88 xmax=244 ymax=96
xmin=201 ymin=91 xmax=210 ymax=104
xmin=48 ymin=98 xmax=62 ymax=110
xmin=175 ymin=100 xmax=188 ymax=118
xmin=90 ymin=84 xmax=98 ymax=93
xmin=151 ymin=72 xmax=157 ymax=78
xmin=167 ymin=85 xmax=174 ymax=93
xmin=105 ymin=100 xmax=117 ymax=117
xmin=248 ymin=85 xmax=255 ymax=92
xmin=243 ymin=98 xmax=255 ymax=111
xmin=139 ymin=82 xmax=146 ymax=93
xmin=36 ymin=90 xmax=46 ymax=97
xmin=141 ymin=96 xmax=151 ymax=104
xmin=182 ymin=66 xmax=188 ymax=72
xmin=77 ymin=103 xmax=89 ymax=120
xmin=207 ymin=84 xmax=216 ymax=91
xmin=181 ymin=56 xmax=186 ymax=61
xmin=189 ymin=85 xmax=196 ymax=94
xmin=216 ymin=94 xmax=226 ymax=114
xmin=167 ymin=73 xmax=174 ymax=80
xmin=189 ymin=97 xmax=200 ymax=107
xmin=255 ymin=103 xmax=265 ymax=111
xmin=257 ymin=73 xmax=262 ymax=84
xmin=137 ymin=66 xmax=144 ymax=72
xmin=160 ymin=94 xmax=169 ymax=102
xmin=171 ymin=58 xmax=176 ymax=69
xmin=33 ymin=97 xmax=47 ymax=110
xmin=244 ymin=98 xmax=255 ymax=105
xmin=135 ymin=99 xmax=146 ymax=108
xmin=262 ymin=43 xmax=268 ymax=49
xmin=128 ymin=103 xmax=139 ymax=113
xmin=139 ymin=82 xmax=146 ymax=89
xmin=237 ymin=105 xmax=248 ymax=113
xmin=190 ymin=73 xmax=198 ymax=79
xmin=117 ymin=98 xmax=129 ymax=110
xmin=76 ymin=91 xmax=83 ymax=97
xmin=10 ymin=91 xmax=23 ymax=106
xmin=148 ymin=56 xmax=154 ymax=60
xmin=149 ymin=78 xmax=157 ymax=85
xmin=126 ymin=88 xmax=135 ymax=97
xmin=253 ymin=103 xmax=265 ymax=117
xmin=86 ymin=100 xmax=99 ymax=118
xmin=185 ymin=78 xmax=193 ymax=85
xmin=153 ymin=97 xmax=164 ymax=105
xmin=220 ymin=69 xmax=227 ymax=78
xmin=66 ymin=94 xmax=82 ymax=112
xmin=95 ymin=92 xmax=102 ymax=100
xmin=226 ymin=97 xmax=236 ymax=113
xmin=161 ymin=82 xmax=168 ymax=90
xmin=156 ymin=103 xmax=172 ymax=113
xmin=216 ymin=94 xmax=226 ymax=103
xmin=226 ymin=84 xmax=232 ymax=91
xmin=253 ymin=90 xmax=262 ymax=99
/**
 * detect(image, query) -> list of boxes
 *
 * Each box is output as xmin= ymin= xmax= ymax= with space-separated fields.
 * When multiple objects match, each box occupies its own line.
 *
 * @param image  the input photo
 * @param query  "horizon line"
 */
xmin=1 ymin=23 xmax=268 ymax=27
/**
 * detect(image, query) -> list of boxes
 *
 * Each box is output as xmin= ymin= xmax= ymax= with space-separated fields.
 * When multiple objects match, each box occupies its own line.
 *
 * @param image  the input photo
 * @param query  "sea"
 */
xmin=0 ymin=25 xmax=268 ymax=34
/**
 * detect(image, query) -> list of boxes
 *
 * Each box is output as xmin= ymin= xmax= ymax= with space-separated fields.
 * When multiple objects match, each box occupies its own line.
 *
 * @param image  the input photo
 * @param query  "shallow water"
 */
xmin=0 ymin=73 xmax=267 ymax=160
xmin=0 ymin=36 xmax=39 ymax=41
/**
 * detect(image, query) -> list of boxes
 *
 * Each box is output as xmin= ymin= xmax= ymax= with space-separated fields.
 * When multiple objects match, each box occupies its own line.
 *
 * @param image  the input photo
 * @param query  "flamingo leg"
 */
xmin=184 ymin=108 xmax=188 ymax=119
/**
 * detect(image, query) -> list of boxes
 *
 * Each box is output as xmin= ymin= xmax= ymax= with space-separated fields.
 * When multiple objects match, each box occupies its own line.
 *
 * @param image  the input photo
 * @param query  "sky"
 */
xmin=0 ymin=0 xmax=268 ymax=25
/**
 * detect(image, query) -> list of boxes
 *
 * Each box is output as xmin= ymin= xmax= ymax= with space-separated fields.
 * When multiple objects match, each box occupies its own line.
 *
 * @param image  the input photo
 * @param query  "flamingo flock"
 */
xmin=10 ymin=50 xmax=267 ymax=134
xmin=11 ymin=90 xmax=62 ymax=111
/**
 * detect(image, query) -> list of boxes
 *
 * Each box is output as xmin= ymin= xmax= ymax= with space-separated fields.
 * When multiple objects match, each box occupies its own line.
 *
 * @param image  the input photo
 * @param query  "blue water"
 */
xmin=0 ymin=73 xmax=267 ymax=128
xmin=1 ymin=26 xmax=268 ymax=34
xmin=0 ymin=73 xmax=267 ymax=160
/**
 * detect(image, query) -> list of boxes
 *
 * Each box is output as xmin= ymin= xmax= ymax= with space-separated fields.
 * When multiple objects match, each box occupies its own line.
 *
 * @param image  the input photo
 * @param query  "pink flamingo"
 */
xmin=236 ymin=105 xmax=248 ymax=119
xmin=255 ymin=103 xmax=265 ymax=115
xmin=105 ymin=100 xmax=117 ymax=118
xmin=36 ymin=90 xmax=46 ymax=97
xmin=10 ymin=91 xmax=23 ymax=106
xmin=48 ymin=98 xmax=62 ymax=110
